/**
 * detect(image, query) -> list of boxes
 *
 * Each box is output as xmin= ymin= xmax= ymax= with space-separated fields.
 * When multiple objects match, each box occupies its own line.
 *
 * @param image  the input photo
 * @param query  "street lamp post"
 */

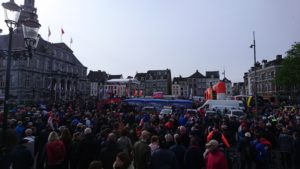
xmin=2 ymin=0 xmax=22 ymax=137
xmin=250 ymin=31 xmax=258 ymax=118
xmin=1 ymin=0 xmax=40 ymax=143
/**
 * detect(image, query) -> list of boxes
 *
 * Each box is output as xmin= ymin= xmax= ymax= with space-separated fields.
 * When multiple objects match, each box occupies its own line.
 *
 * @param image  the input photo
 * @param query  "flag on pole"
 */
xmin=134 ymin=89 xmax=138 ymax=97
xmin=48 ymin=26 xmax=51 ymax=38
xmin=70 ymin=37 xmax=73 ymax=48
xmin=61 ymin=27 xmax=65 ymax=42
xmin=125 ymin=86 xmax=129 ymax=97
xmin=139 ymin=90 xmax=143 ymax=97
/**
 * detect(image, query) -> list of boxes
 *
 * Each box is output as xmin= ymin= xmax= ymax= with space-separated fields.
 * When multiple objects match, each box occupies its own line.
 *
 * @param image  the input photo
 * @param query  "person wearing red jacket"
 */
xmin=46 ymin=131 xmax=66 ymax=169
xmin=203 ymin=140 xmax=228 ymax=169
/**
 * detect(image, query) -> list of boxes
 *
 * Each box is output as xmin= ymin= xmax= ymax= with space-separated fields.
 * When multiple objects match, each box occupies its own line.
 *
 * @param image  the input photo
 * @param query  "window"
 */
xmin=53 ymin=50 xmax=57 ymax=56
xmin=45 ymin=59 xmax=48 ymax=70
xmin=0 ymin=58 xmax=3 ymax=67
xmin=25 ymin=76 xmax=30 ymax=88
xmin=0 ymin=75 xmax=4 ymax=88
xmin=36 ymin=59 xmax=39 ymax=69
xmin=271 ymin=71 xmax=275 ymax=78
xmin=53 ymin=62 xmax=57 ymax=71
xmin=36 ymin=77 xmax=41 ymax=88
xmin=27 ymin=58 xmax=30 ymax=67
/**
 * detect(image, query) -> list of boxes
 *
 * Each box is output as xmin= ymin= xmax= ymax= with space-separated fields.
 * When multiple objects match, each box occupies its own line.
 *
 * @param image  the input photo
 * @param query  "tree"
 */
xmin=276 ymin=42 xmax=300 ymax=98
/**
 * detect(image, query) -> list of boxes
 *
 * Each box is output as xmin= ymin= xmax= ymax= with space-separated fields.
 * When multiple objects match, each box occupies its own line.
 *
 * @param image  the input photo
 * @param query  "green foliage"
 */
xmin=276 ymin=42 xmax=300 ymax=89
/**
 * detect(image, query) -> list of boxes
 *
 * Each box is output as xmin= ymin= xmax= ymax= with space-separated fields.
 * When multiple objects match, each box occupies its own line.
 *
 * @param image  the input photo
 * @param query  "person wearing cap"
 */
xmin=203 ymin=139 xmax=228 ymax=169
xmin=238 ymin=132 xmax=253 ymax=169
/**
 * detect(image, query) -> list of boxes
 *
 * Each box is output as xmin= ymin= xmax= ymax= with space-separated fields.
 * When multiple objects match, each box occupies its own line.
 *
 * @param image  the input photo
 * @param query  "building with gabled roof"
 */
xmin=206 ymin=71 xmax=220 ymax=88
xmin=87 ymin=70 xmax=108 ymax=97
xmin=135 ymin=69 xmax=172 ymax=96
xmin=222 ymin=77 xmax=232 ymax=96
xmin=172 ymin=70 xmax=207 ymax=98
xmin=108 ymin=74 xmax=123 ymax=80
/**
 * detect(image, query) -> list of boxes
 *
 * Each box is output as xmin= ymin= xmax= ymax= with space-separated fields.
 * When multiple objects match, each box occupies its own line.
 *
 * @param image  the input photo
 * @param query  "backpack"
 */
xmin=250 ymin=140 xmax=267 ymax=161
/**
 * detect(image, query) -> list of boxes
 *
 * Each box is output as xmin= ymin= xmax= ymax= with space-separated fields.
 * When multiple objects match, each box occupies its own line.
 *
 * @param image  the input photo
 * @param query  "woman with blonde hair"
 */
xmin=60 ymin=128 xmax=72 ymax=169
xmin=46 ymin=131 xmax=66 ymax=169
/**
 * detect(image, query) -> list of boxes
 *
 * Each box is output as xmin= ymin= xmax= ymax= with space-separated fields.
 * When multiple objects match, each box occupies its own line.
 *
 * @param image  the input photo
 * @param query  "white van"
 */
xmin=199 ymin=100 xmax=241 ymax=113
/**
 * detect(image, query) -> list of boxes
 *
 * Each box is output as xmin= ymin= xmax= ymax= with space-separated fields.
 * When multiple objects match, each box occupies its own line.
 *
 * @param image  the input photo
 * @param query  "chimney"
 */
xmin=276 ymin=55 xmax=282 ymax=60
xmin=262 ymin=60 xmax=267 ymax=68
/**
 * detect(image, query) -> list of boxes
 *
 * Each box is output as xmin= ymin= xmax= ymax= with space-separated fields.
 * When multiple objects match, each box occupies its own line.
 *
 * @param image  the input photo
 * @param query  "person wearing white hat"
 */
xmin=238 ymin=132 xmax=253 ymax=169
xmin=23 ymin=128 xmax=35 ymax=158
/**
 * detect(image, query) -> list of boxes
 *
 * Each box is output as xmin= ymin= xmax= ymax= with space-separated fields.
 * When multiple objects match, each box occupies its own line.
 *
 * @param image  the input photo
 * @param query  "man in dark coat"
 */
xmin=77 ymin=128 xmax=98 ymax=169
xmin=10 ymin=139 xmax=34 ymax=169
xmin=238 ymin=132 xmax=253 ymax=169
xmin=133 ymin=130 xmax=151 ymax=169
xmin=184 ymin=136 xmax=205 ymax=169
xmin=151 ymin=136 xmax=178 ymax=169
xmin=170 ymin=134 xmax=186 ymax=169
xmin=292 ymin=132 xmax=300 ymax=169
xmin=278 ymin=128 xmax=293 ymax=169
xmin=100 ymin=133 xmax=122 ymax=169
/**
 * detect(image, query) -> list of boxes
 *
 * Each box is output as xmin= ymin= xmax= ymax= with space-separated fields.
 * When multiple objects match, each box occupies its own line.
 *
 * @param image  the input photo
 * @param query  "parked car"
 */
xmin=224 ymin=109 xmax=246 ymax=118
xmin=205 ymin=110 xmax=220 ymax=118
xmin=142 ymin=106 xmax=157 ymax=114
xmin=159 ymin=108 xmax=173 ymax=118
xmin=185 ymin=109 xmax=197 ymax=116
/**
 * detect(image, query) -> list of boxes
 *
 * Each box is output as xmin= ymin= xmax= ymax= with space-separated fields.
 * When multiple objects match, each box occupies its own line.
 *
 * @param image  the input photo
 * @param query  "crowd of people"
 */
xmin=0 ymin=98 xmax=300 ymax=169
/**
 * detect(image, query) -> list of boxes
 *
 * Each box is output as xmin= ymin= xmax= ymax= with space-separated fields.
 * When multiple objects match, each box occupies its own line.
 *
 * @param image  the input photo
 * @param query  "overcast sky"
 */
xmin=1 ymin=0 xmax=300 ymax=82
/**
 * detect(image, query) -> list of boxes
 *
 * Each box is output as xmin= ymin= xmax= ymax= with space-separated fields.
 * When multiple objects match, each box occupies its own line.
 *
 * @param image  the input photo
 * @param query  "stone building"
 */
xmin=135 ymin=69 xmax=172 ymax=96
xmin=205 ymin=71 xmax=220 ymax=88
xmin=87 ymin=70 xmax=108 ymax=97
xmin=172 ymin=76 xmax=187 ymax=98
xmin=222 ymin=77 xmax=232 ymax=96
xmin=244 ymin=55 xmax=283 ymax=100
xmin=172 ymin=70 xmax=206 ymax=98
xmin=0 ymin=0 xmax=88 ymax=104
xmin=188 ymin=70 xmax=206 ymax=97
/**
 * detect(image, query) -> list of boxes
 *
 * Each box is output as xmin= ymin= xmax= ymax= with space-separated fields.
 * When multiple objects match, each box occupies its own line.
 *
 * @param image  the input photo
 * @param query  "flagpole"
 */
xmin=48 ymin=26 xmax=50 ymax=42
